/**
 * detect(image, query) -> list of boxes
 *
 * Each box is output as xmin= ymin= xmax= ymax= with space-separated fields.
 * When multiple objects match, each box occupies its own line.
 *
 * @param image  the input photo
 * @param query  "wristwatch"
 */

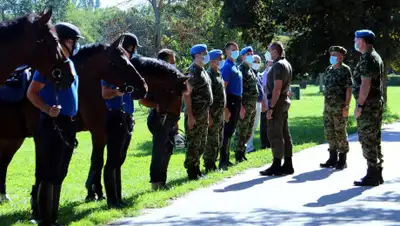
xmin=356 ymin=103 xmax=364 ymax=109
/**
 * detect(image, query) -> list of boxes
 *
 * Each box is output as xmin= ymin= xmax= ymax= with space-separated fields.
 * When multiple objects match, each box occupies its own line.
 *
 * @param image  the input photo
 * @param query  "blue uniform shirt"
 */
xmin=101 ymin=80 xmax=134 ymax=115
xmin=221 ymin=58 xmax=243 ymax=97
xmin=33 ymin=70 xmax=79 ymax=117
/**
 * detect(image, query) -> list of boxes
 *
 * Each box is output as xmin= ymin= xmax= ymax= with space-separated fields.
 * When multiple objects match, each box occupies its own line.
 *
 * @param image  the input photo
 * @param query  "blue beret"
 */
xmin=355 ymin=30 xmax=375 ymax=39
xmin=209 ymin=49 xmax=223 ymax=60
xmin=240 ymin=46 xmax=253 ymax=56
xmin=190 ymin=44 xmax=207 ymax=56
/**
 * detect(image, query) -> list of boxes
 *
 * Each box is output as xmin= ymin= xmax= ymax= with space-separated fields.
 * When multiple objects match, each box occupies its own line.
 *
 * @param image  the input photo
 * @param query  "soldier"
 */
xmin=220 ymin=42 xmax=242 ymax=170
xmin=246 ymin=54 xmax=264 ymax=153
xmin=352 ymin=30 xmax=384 ymax=186
xmin=203 ymin=49 xmax=226 ymax=172
xmin=260 ymin=52 xmax=274 ymax=149
xmin=184 ymin=44 xmax=213 ymax=180
xmin=320 ymin=46 xmax=352 ymax=170
xmin=234 ymin=46 xmax=259 ymax=162
xmin=260 ymin=41 xmax=294 ymax=176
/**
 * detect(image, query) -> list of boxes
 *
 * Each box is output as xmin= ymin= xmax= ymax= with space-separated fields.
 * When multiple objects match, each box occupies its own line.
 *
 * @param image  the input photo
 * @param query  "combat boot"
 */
xmin=235 ymin=151 xmax=248 ymax=163
xmin=354 ymin=166 xmax=380 ymax=186
xmin=335 ymin=153 xmax=347 ymax=170
xmin=187 ymin=167 xmax=199 ymax=180
xmin=205 ymin=163 xmax=217 ymax=174
xmin=281 ymin=157 xmax=294 ymax=175
xmin=320 ymin=150 xmax=338 ymax=168
xmin=260 ymin=158 xmax=283 ymax=176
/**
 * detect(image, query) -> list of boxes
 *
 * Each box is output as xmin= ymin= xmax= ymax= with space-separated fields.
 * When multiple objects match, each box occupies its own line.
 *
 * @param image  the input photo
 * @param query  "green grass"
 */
xmin=1 ymin=86 xmax=399 ymax=226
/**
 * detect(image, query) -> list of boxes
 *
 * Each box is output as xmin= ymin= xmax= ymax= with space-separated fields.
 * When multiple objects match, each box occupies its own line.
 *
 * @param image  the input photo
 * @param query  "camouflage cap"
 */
xmin=329 ymin=46 xmax=347 ymax=55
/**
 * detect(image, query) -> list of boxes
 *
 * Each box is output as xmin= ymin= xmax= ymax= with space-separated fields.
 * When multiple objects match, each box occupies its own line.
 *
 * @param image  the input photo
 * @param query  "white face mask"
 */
xmin=252 ymin=63 xmax=261 ymax=71
xmin=170 ymin=63 xmax=177 ymax=68
xmin=265 ymin=51 xmax=272 ymax=61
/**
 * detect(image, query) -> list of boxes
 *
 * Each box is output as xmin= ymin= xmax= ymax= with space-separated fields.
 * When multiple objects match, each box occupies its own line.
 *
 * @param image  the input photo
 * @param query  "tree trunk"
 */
xmin=150 ymin=0 xmax=162 ymax=56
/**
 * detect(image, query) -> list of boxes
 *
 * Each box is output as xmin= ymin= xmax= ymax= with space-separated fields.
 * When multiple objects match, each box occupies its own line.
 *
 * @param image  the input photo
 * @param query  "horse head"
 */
xmin=23 ymin=8 xmax=74 ymax=89
xmin=103 ymin=34 xmax=147 ymax=99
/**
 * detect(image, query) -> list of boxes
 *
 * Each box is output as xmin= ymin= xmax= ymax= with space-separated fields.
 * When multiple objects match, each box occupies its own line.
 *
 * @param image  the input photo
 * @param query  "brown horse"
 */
xmin=0 ymin=53 xmax=187 ymax=218
xmin=0 ymin=9 xmax=74 ymax=88
xmin=0 ymin=36 xmax=147 ymax=204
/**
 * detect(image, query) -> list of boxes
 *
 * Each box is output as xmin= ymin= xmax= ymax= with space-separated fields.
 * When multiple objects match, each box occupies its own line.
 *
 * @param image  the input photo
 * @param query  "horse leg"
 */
xmin=0 ymin=138 xmax=24 ymax=203
xmin=85 ymin=131 xmax=106 ymax=202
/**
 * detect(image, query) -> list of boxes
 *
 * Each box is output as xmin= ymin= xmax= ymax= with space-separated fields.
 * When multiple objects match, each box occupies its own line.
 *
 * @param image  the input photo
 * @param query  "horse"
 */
xmin=0 ymin=54 xmax=187 ymax=221
xmin=0 ymin=36 xmax=147 ymax=205
xmin=0 ymin=9 xmax=75 ymax=88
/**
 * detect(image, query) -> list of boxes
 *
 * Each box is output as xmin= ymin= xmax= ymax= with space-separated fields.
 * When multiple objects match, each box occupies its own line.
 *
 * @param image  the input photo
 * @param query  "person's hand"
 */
xmin=225 ymin=109 xmax=231 ymax=122
xmin=267 ymin=109 xmax=273 ymax=120
xmin=48 ymin=105 xmax=61 ymax=117
xmin=115 ymin=89 xmax=124 ymax=97
xmin=240 ymin=105 xmax=246 ymax=119
xmin=188 ymin=114 xmax=196 ymax=131
xmin=342 ymin=106 xmax=349 ymax=118
xmin=354 ymin=107 xmax=362 ymax=119
xmin=261 ymin=102 xmax=267 ymax=112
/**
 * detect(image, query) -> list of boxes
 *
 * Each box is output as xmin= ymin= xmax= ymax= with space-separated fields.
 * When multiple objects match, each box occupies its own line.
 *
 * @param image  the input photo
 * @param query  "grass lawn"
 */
xmin=1 ymin=86 xmax=399 ymax=226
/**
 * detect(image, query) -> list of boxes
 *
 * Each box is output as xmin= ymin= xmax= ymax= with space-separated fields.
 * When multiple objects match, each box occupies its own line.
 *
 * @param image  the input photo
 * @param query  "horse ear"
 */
xmin=37 ymin=8 xmax=53 ymax=25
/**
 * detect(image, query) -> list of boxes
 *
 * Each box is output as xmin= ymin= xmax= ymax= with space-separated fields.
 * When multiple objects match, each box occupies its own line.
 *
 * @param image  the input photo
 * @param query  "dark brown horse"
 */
xmin=0 ymin=9 xmax=75 ymax=87
xmin=0 ymin=36 xmax=147 ymax=204
xmin=0 ymin=53 xmax=187 ymax=216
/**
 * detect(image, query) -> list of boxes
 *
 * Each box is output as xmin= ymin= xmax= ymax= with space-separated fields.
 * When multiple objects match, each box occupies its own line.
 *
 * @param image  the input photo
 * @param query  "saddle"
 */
xmin=0 ymin=65 xmax=31 ymax=104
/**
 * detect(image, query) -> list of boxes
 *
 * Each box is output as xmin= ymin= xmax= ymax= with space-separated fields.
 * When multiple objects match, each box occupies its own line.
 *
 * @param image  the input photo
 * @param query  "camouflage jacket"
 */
xmin=187 ymin=63 xmax=213 ymax=113
xmin=207 ymin=67 xmax=226 ymax=116
xmin=239 ymin=63 xmax=258 ymax=105
xmin=324 ymin=63 xmax=352 ymax=105
xmin=352 ymin=48 xmax=384 ymax=102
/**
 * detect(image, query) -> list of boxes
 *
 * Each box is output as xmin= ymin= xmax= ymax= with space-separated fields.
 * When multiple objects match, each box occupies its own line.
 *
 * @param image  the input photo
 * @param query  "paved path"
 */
xmin=111 ymin=122 xmax=400 ymax=226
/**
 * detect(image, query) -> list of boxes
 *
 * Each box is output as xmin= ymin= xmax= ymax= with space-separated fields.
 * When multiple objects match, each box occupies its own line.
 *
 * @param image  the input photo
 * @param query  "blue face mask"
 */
xmin=72 ymin=42 xmax=80 ymax=56
xmin=245 ymin=55 xmax=254 ymax=64
xmin=131 ymin=50 xmax=138 ymax=59
xmin=231 ymin=50 xmax=239 ymax=60
xmin=329 ymin=56 xmax=337 ymax=65
xmin=203 ymin=54 xmax=210 ymax=65
xmin=218 ymin=60 xmax=225 ymax=69
xmin=354 ymin=42 xmax=360 ymax=52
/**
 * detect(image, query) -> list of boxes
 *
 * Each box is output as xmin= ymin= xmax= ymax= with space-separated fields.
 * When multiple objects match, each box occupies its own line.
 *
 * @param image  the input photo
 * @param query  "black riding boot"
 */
xmin=115 ymin=168 xmax=127 ymax=207
xmin=335 ymin=153 xmax=347 ymax=170
xmin=354 ymin=166 xmax=380 ymax=186
xmin=37 ymin=182 xmax=54 ymax=226
xmin=30 ymin=185 xmax=39 ymax=222
xmin=320 ymin=150 xmax=338 ymax=168
xmin=51 ymin=185 xmax=61 ymax=225
xmin=104 ymin=169 xmax=120 ymax=208
xmin=260 ymin=158 xmax=283 ymax=176
xmin=378 ymin=166 xmax=384 ymax=184
xmin=281 ymin=157 xmax=294 ymax=175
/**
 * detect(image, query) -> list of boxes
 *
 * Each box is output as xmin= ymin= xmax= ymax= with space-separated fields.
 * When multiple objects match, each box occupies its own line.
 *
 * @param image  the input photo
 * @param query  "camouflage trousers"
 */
xmin=184 ymin=110 xmax=209 ymax=169
xmin=203 ymin=108 xmax=225 ymax=168
xmin=357 ymin=100 xmax=384 ymax=167
xmin=234 ymin=101 xmax=257 ymax=154
xmin=323 ymin=109 xmax=349 ymax=154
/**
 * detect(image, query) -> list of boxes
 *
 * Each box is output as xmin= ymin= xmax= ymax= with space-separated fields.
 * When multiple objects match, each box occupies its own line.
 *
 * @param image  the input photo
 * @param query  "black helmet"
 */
xmin=121 ymin=32 xmax=142 ymax=49
xmin=55 ymin=22 xmax=84 ymax=41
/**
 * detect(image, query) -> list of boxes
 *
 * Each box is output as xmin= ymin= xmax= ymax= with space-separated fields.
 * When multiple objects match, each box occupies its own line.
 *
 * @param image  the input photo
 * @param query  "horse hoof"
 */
xmin=0 ymin=193 xmax=11 ymax=204
xmin=85 ymin=194 xmax=96 ymax=202
xmin=97 ymin=195 xmax=105 ymax=201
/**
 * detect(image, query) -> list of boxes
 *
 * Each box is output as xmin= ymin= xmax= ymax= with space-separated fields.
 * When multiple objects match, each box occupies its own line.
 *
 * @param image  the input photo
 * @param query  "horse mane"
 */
xmin=131 ymin=55 xmax=184 ymax=79
xmin=0 ymin=13 xmax=37 ymax=42
xmin=71 ymin=43 xmax=108 ymax=62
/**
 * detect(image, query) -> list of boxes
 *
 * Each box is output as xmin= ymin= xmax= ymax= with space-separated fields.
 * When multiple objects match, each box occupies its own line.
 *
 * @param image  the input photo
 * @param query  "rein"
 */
xmin=52 ymin=79 xmax=79 ymax=149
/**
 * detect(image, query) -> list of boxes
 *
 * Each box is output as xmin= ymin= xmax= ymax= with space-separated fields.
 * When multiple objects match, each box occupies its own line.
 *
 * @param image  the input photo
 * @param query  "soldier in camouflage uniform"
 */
xmin=204 ymin=49 xmax=226 ymax=172
xmin=234 ymin=46 xmax=259 ymax=163
xmin=184 ymin=44 xmax=213 ymax=180
xmin=352 ymin=30 xmax=384 ymax=186
xmin=320 ymin=46 xmax=352 ymax=170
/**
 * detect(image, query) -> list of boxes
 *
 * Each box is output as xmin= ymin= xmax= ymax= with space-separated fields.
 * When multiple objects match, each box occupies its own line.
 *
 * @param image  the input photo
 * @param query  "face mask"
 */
xmin=329 ymin=56 xmax=337 ymax=65
xmin=72 ymin=42 xmax=80 ymax=56
xmin=131 ymin=50 xmax=138 ymax=59
xmin=170 ymin=64 xmax=177 ymax=68
xmin=218 ymin=60 xmax=225 ymax=69
xmin=231 ymin=50 xmax=239 ymax=60
xmin=265 ymin=51 xmax=272 ymax=61
xmin=245 ymin=55 xmax=254 ymax=64
xmin=252 ymin=63 xmax=261 ymax=71
xmin=203 ymin=54 xmax=210 ymax=65
xmin=354 ymin=42 xmax=360 ymax=52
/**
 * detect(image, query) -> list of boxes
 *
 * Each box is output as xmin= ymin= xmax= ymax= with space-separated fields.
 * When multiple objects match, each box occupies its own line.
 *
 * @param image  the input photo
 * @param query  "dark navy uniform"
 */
xmin=102 ymin=80 xmax=134 ymax=208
